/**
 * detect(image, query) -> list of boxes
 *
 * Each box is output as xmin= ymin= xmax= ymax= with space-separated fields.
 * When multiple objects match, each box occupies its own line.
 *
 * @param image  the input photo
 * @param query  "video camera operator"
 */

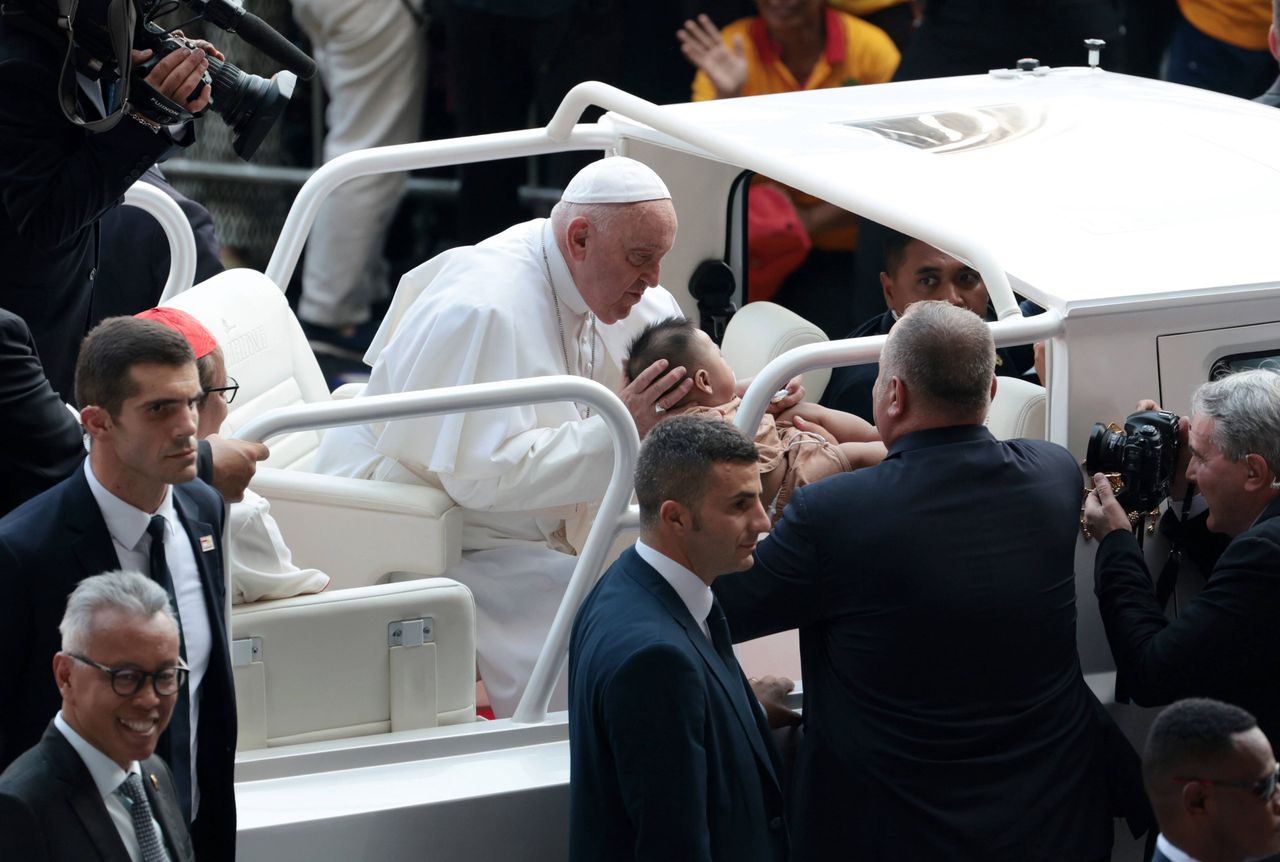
xmin=1083 ymin=369 xmax=1280 ymax=746
xmin=0 ymin=0 xmax=222 ymax=400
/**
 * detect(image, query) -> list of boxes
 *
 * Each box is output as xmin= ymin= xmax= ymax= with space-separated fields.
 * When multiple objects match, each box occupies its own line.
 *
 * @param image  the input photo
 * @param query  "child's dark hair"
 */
xmin=625 ymin=316 xmax=703 ymax=384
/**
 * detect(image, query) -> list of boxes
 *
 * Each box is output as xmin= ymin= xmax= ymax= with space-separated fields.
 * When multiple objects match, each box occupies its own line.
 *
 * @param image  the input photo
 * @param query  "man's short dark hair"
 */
xmin=882 ymin=229 xmax=914 ymax=277
xmin=626 ymin=316 xmax=700 ymax=384
xmin=1143 ymin=698 xmax=1259 ymax=787
xmin=75 ymin=316 xmax=195 ymax=414
xmin=635 ymin=415 xmax=758 ymax=530
xmin=879 ymin=300 xmax=995 ymax=416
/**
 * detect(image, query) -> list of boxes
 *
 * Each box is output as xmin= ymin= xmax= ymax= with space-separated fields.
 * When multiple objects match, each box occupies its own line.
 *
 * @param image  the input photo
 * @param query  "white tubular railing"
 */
xmin=232 ymin=376 xmax=639 ymax=726
xmin=735 ymin=309 xmax=1066 ymax=435
xmin=547 ymin=81 xmax=1023 ymax=319
xmin=264 ymin=126 xmax=616 ymax=290
xmin=123 ymin=181 xmax=197 ymax=301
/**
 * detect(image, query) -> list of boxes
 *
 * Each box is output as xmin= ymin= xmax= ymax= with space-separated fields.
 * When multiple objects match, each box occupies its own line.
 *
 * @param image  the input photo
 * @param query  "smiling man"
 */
xmin=1085 ymin=369 xmax=1280 ymax=748
xmin=0 ymin=570 xmax=196 ymax=861
xmin=0 ymin=316 xmax=236 ymax=861
xmin=314 ymin=156 xmax=696 ymax=717
xmin=569 ymin=416 xmax=785 ymax=862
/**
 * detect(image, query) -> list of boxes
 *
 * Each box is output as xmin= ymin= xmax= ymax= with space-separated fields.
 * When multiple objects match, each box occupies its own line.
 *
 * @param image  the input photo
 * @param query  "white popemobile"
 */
xmin=141 ymin=48 xmax=1280 ymax=860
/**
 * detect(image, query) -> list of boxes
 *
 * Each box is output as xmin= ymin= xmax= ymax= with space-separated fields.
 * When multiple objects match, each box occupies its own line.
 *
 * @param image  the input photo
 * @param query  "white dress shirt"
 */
xmin=634 ymin=539 xmax=713 ymax=641
xmin=1156 ymin=832 xmax=1199 ymax=862
xmin=84 ymin=460 xmax=210 ymax=816
xmin=54 ymin=712 xmax=172 ymax=862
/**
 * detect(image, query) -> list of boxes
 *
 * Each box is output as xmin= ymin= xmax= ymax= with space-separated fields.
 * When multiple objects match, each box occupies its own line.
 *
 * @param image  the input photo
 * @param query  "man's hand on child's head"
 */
xmin=621 ymin=358 xmax=694 ymax=439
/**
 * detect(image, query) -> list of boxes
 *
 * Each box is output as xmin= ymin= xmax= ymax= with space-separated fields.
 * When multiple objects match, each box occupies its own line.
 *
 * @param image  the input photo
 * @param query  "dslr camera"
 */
xmin=1085 ymin=409 xmax=1181 ymax=513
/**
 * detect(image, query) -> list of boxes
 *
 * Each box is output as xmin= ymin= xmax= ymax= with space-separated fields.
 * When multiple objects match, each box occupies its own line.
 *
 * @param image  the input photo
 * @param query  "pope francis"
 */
xmin=314 ymin=157 xmax=691 ymax=716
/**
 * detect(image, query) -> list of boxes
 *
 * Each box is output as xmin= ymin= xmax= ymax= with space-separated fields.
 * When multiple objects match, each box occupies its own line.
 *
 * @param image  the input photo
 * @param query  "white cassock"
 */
xmin=314 ymin=218 xmax=682 ymax=716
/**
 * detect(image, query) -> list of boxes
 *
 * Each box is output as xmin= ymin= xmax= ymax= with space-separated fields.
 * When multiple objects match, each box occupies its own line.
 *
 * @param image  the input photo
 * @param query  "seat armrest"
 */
xmin=250 ymin=467 xmax=462 ymax=589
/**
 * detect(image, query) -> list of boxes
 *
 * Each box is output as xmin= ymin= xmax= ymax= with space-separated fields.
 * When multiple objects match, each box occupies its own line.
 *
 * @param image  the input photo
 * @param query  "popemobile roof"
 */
xmin=602 ymin=66 xmax=1280 ymax=313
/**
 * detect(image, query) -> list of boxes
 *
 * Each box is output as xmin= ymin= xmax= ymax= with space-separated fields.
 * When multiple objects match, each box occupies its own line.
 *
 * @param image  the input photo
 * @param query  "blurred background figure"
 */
xmin=1163 ymin=0 xmax=1274 ymax=98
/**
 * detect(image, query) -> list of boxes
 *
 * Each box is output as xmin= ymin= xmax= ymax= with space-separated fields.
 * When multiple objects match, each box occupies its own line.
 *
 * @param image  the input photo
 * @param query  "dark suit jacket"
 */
xmin=0 ymin=722 xmax=195 ymax=861
xmin=716 ymin=425 xmax=1134 ymax=860
xmin=1095 ymin=495 xmax=1280 ymax=745
xmin=819 ymin=305 xmax=1040 ymax=421
xmin=0 ymin=11 xmax=186 ymax=400
xmin=0 ymin=467 xmax=237 ymax=860
xmin=569 ymin=547 xmax=788 ymax=862
xmin=0 ymin=308 xmax=85 ymax=517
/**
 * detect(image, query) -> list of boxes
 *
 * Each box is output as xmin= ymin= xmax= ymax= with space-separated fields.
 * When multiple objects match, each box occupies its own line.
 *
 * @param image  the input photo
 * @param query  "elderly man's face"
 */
xmin=54 ymin=609 xmax=181 ymax=770
xmin=576 ymin=200 xmax=677 ymax=325
xmin=1186 ymin=413 xmax=1256 ymax=537
xmin=1200 ymin=728 xmax=1280 ymax=861
xmin=196 ymin=349 xmax=229 ymax=439
xmin=882 ymin=240 xmax=989 ymax=319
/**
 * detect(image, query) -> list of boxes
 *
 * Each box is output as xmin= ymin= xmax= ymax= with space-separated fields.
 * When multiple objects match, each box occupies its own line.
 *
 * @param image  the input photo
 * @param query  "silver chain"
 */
xmin=542 ymin=230 xmax=596 ymax=419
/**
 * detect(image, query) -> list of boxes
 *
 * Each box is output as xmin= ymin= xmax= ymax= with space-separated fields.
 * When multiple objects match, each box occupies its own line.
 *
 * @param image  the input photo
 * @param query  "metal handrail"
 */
xmin=547 ymin=81 xmax=1024 ymax=320
xmin=233 ymin=376 xmax=640 ymax=726
xmin=123 ymin=181 xmax=198 ymax=301
xmin=264 ymin=126 xmax=616 ymax=290
xmin=735 ymin=309 xmax=1066 ymax=435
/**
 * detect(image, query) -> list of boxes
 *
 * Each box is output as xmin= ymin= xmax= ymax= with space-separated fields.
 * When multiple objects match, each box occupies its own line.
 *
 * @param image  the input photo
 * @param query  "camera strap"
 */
xmin=1153 ymin=486 xmax=1197 ymax=612
xmin=54 ymin=0 xmax=135 ymax=131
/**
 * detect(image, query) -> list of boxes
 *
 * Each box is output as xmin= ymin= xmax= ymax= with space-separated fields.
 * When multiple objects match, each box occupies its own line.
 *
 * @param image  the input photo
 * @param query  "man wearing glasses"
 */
xmin=0 ymin=316 xmax=237 ymax=861
xmin=1142 ymin=698 xmax=1280 ymax=862
xmin=1085 ymin=369 xmax=1280 ymax=748
xmin=0 ymin=569 xmax=196 ymax=861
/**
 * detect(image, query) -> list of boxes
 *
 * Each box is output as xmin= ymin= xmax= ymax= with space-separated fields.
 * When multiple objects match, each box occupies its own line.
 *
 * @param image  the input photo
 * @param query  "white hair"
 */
xmin=1192 ymin=369 xmax=1280 ymax=487
xmin=59 ymin=570 xmax=175 ymax=654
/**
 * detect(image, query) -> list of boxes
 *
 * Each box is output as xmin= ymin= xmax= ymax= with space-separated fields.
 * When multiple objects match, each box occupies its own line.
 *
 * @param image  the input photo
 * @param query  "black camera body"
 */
xmin=1086 ymin=409 xmax=1181 ymax=513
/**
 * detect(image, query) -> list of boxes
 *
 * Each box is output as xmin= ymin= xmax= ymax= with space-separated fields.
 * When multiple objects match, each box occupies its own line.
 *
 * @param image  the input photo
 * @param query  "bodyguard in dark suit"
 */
xmin=0 ymin=570 xmax=197 ymax=861
xmin=1140 ymin=698 xmax=1280 ymax=862
xmin=0 ymin=317 xmax=236 ymax=860
xmin=717 ymin=301 xmax=1141 ymax=860
xmin=569 ymin=416 xmax=787 ymax=862
xmin=1085 ymin=369 xmax=1280 ymax=747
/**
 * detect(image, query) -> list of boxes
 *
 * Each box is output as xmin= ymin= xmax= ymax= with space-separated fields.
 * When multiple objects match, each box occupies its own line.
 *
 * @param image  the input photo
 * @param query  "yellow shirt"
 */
xmin=692 ymin=9 xmax=899 ymax=250
xmin=1177 ymin=0 xmax=1272 ymax=51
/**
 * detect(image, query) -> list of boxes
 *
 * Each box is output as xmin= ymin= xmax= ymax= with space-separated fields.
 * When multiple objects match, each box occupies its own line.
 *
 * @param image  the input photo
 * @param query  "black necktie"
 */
xmin=147 ymin=515 xmax=192 ymax=823
xmin=706 ymin=602 xmax=759 ymax=718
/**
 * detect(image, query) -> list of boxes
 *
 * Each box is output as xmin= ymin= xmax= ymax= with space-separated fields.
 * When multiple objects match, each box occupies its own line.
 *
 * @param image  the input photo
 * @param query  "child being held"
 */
xmin=626 ymin=316 xmax=886 ymax=521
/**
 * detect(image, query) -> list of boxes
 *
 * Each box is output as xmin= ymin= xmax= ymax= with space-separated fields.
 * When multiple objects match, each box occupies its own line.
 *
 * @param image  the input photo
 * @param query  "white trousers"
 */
xmin=448 ymin=543 xmax=573 ymax=719
xmin=292 ymin=0 xmax=427 ymax=327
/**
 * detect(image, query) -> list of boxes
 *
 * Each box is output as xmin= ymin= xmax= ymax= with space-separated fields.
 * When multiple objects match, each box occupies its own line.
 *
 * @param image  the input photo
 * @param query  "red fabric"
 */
xmin=747 ymin=184 xmax=812 ymax=302
xmin=134 ymin=307 xmax=218 ymax=358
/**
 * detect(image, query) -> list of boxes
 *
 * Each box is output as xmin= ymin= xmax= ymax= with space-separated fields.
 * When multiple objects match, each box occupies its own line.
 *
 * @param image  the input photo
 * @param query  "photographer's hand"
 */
xmin=1083 ymin=472 xmax=1132 ymax=540
xmin=131 ymin=46 xmax=212 ymax=112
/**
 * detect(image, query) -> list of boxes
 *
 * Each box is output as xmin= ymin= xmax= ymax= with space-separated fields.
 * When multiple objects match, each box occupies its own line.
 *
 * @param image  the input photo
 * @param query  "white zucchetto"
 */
xmin=560 ymin=156 xmax=671 ymax=204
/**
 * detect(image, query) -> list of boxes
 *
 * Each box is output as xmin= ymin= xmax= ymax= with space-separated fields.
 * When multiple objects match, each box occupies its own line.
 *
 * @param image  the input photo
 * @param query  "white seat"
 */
xmin=986 ymin=375 xmax=1047 ymax=440
xmin=163 ymin=269 xmax=462 ymax=582
xmin=230 ymin=577 xmax=476 ymax=749
xmin=720 ymin=301 xmax=830 ymax=403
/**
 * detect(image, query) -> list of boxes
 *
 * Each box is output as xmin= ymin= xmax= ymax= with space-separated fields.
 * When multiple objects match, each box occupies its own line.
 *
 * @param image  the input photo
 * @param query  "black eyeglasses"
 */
xmin=1171 ymin=763 xmax=1280 ymax=803
xmin=68 ymin=653 xmax=189 ymax=697
xmin=201 ymin=375 xmax=239 ymax=406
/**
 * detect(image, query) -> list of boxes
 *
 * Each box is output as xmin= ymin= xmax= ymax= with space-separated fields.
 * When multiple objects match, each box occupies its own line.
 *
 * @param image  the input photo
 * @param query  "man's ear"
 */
xmin=565 ymin=216 xmax=592 ymax=263
xmin=80 ymin=404 xmax=112 ymax=440
xmin=989 ymin=374 xmax=998 ymax=402
xmin=659 ymin=498 xmax=691 ymax=533
xmin=53 ymin=652 xmax=74 ymax=695
xmin=1269 ymin=23 xmax=1278 ymax=62
xmin=1242 ymin=453 xmax=1274 ymax=492
xmin=883 ymin=375 xmax=907 ymax=421
xmin=880 ymin=272 xmax=896 ymax=312
xmin=1182 ymin=780 xmax=1209 ymax=817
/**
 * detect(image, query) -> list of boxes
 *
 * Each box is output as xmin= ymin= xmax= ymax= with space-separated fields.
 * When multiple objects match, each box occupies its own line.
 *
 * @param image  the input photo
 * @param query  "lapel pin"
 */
xmin=199 ymin=535 xmax=215 ymax=552
xmin=148 ymin=773 xmax=159 ymax=791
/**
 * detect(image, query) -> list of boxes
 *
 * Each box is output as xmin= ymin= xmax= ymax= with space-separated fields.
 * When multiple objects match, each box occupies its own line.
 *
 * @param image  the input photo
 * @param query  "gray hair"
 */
xmin=635 ymin=415 xmax=758 ymax=530
xmin=549 ymin=200 xmax=624 ymax=238
xmin=1192 ymin=369 xmax=1280 ymax=486
xmin=60 ymin=570 xmax=176 ymax=654
xmin=879 ymin=300 xmax=995 ymax=416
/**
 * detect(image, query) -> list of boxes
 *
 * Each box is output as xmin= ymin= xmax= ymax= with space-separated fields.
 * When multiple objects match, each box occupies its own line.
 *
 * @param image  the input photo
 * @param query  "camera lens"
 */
xmin=205 ymin=56 xmax=295 ymax=160
xmin=1085 ymin=422 xmax=1126 ymax=476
